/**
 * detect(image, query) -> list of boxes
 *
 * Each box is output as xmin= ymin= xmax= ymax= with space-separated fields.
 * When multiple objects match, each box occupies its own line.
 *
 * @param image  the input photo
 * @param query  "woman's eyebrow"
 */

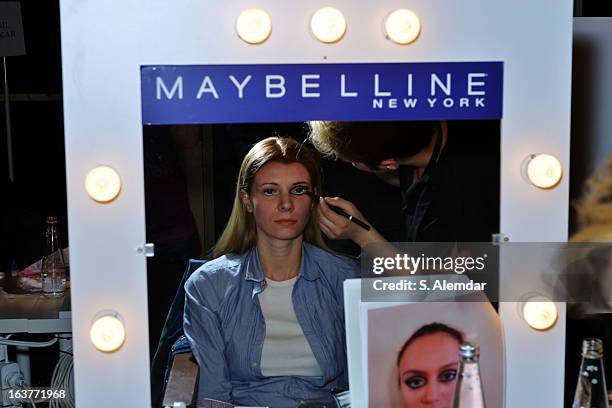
xmin=401 ymin=369 xmax=427 ymax=377
xmin=439 ymin=362 xmax=459 ymax=370
xmin=257 ymin=181 xmax=311 ymax=187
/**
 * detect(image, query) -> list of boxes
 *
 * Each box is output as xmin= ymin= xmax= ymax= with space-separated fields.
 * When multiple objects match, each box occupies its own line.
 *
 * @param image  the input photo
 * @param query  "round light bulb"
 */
xmin=522 ymin=296 xmax=558 ymax=330
xmin=385 ymin=9 xmax=421 ymax=45
xmin=85 ymin=165 xmax=121 ymax=203
xmin=90 ymin=312 xmax=126 ymax=352
xmin=310 ymin=7 xmax=347 ymax=43
xmin=525 ymin=154 xmax=563 ymax=189
xmin=236 ymin=8 xmax=272 ymax=44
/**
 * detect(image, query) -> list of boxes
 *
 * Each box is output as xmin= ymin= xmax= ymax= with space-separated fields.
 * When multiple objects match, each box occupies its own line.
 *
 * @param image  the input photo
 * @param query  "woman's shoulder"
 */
xmin=186 ymin=253 xmax=247 ymax=288
xmin=184 ymin=253 xmax=250 ymax=308
xmin=202 ymin=253 xmax=245 ymax=272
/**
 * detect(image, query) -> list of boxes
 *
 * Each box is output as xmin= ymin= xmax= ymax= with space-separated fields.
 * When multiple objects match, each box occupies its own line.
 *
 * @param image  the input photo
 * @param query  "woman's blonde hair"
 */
xmin=566 ymin=155 xmax=612 ymax=314
xmin=571 ymin=155 xmax=612 ymax=242
xmin=213 ymin=137 xmax=328 ymax=257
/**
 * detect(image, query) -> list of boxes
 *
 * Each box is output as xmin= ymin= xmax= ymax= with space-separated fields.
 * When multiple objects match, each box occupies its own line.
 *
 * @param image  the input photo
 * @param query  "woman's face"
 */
xmin=242 ymin=161 xmax=314 ymax=243
xmin=398 ymin=332 xmax=460 ymax=408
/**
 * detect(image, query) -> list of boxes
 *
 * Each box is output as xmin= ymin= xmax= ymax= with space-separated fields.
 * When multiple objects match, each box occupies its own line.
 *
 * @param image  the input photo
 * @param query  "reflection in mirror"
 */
xmin=142 ymin=119 xmax=500 ymax=405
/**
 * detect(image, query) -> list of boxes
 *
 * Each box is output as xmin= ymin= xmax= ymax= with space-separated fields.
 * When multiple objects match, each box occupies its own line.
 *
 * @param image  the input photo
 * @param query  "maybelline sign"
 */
xmin=141 ymin=62 xmax=503 ymax=124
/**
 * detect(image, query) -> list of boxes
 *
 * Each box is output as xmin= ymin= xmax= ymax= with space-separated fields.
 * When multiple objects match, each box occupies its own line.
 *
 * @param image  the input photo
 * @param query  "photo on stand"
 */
xmin=366 ymin=299 xmax=504 ymax=408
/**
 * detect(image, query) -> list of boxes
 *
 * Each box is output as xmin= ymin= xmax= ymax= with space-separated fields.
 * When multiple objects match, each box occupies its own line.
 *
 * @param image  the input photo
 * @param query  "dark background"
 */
xmin=1 ymin=0 xmax=611 ymax=406
xmin=1 ymin=0 xmax=66 ymax=394
xmin=1 ymin=0 xmax=65 ymax=272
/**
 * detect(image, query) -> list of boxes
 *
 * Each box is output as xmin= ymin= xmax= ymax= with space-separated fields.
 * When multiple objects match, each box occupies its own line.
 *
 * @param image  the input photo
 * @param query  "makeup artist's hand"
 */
xmin=318 ymin=196 xmax=386 ymax=247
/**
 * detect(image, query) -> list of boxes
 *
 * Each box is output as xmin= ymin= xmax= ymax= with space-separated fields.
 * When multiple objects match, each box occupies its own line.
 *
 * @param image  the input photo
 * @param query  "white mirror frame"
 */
xmin=59 ymin=0 xmax=572 ymax=406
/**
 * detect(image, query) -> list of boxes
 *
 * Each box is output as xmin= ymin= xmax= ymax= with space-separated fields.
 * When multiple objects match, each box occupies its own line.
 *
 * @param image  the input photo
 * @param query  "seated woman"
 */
xmin=397 ymin=323 xmax=464 ymax=408
xmin=184 ymin=137 xmax=359 ymax=407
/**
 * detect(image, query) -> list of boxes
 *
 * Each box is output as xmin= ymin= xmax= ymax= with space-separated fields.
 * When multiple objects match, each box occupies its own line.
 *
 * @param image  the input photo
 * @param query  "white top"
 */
xmin=258 ymin=276 xmax=323 ymax=377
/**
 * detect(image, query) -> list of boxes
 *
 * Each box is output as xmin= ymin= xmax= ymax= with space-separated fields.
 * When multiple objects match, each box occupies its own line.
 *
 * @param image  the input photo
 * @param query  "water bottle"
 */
xmin=41 ymin=216 xmax=66 ymax=297
xmin=451 ymin=342 xmax=486 ymax=408
xmin=573 ymin=338 xmax=610 ymax=408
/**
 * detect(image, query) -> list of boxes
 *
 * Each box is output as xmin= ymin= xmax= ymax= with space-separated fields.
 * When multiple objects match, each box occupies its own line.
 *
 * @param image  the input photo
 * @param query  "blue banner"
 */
xmin=141 ymin=62 xmax=503 ymax=124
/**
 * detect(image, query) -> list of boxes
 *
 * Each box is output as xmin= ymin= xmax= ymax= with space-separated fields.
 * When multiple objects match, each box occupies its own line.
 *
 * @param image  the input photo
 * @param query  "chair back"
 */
xmin=151 ymin=258 xmax=208 ymax=406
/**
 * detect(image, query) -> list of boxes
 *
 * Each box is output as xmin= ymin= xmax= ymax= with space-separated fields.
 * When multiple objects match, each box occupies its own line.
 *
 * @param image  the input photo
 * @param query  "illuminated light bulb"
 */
xmin=385 ymin=9 xmax=421 ymax=45
xmin=524 ymin=154 xmax=563 ymax=189
xmin=521 ymin=295 xmax=558 ymax=330
xmin=236 ymin=8 xmax=272 ymax=44
xmin=310 ymin=7 xmax=347 ymax=43
xmin=90 ymin=312 xmax=126 ymax=352
xmin=85 ymin=165 xmax=121 ymax=203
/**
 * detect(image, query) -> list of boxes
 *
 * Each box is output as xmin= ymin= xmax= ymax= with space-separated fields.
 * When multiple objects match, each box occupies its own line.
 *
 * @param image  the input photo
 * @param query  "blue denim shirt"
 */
xmin=183 ymin=242 xmax=359 ymax=407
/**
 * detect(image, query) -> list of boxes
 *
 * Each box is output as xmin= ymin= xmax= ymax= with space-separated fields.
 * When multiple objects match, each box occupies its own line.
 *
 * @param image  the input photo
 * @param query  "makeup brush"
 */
xmin=308 ymin=192 xmax=371 ymax=231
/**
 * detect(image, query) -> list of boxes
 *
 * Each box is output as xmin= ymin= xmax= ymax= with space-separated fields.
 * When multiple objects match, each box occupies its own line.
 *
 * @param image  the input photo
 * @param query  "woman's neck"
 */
xmin=256 ymin=235 xmax=303 ymax=281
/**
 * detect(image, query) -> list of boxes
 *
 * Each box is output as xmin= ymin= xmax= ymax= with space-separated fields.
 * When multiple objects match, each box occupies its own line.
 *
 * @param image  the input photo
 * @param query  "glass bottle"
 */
xmin=41 ymin=216 xmax=66 ymax=297
xmin=451 ymin=342 xmax=487 ymax=408
xmin=572 ymin=338 xmax=610 ymax=408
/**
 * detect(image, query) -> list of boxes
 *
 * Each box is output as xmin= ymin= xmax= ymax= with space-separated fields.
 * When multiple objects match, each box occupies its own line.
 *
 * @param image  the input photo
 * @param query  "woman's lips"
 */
xmin=274 ymin=219 xmax=297 ymax=226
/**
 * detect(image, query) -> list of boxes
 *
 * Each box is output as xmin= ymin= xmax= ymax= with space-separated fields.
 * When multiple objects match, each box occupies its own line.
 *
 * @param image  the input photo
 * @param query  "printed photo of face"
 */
xmin=242 ymin=161 xmax=313 ymax=243
xmin=398 ymin=331 xmax=461 ymax=408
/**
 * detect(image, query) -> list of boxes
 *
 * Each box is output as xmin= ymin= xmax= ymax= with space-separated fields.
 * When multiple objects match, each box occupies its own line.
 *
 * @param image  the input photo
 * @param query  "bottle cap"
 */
xmin=582 ymin=338 xmax=604 ymax=359
xmin=458 ymin=342 xmax=480 ymax=360
xmin=46 ymin=216 xmax=58 ymax=223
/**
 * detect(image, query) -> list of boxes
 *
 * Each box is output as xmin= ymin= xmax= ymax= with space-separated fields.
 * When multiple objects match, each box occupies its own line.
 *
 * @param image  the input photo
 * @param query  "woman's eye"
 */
xmin=262 ymin=188 xmax=278 ymax=196
xmin=404 ymin=376 xmax=426 ymax=389
xmin=439 ymin=369 xmax=457 ymax=382
xmin=290 ymin=186 xmax=310 ymax=195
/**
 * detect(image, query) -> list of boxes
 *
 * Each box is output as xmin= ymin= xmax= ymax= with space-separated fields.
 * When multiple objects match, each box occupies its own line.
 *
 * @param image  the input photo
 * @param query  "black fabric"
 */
xmin=399 ymin=121 xmax=500 ymax=243
xmin=399 ymin=122 xmax=443 ymax=242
